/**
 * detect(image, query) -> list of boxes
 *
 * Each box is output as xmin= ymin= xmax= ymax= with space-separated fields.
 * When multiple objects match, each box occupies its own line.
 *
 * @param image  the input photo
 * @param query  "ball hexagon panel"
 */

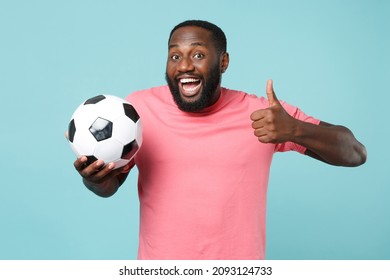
xmin=94 ymin=137 xmax=124 ymax=164
xmin=72 ymin=103 xmax=100 ymax=130
xmin=112 ymin=158 xmax=130 ymax=169
xmin=112 ymin=115 xmax=137 ymax=145
xmin=136 ymin=119 xmax=143 ymax=145
xmin=70 ymin=125 xmax=97 ymax=157
xmin=94 ymin=96 xmax=128 ymax=121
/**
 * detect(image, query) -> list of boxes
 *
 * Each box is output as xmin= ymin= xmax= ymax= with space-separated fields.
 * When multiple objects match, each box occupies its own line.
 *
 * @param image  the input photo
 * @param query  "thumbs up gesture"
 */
xmin=250 ymin=80 xmax=297 ymax=143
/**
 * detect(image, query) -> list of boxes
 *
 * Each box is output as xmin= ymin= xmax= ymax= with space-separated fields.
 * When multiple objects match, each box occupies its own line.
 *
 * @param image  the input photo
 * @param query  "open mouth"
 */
xmin=178 ymin=77 xmax=202 ymax=98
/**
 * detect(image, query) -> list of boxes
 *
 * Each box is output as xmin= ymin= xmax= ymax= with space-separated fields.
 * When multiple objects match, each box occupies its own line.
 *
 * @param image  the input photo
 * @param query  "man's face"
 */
xmin=165 ymin=26 xmax=227 ymax=112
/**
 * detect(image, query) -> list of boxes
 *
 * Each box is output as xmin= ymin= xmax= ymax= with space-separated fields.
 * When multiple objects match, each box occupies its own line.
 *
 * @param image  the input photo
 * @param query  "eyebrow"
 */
xmin=168 ymin=42 xmax=207 ymax=49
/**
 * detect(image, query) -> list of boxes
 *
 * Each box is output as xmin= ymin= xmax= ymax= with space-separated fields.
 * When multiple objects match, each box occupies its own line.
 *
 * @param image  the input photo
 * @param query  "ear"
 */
xmin=221 ymin=52 xmax=229 ymax=73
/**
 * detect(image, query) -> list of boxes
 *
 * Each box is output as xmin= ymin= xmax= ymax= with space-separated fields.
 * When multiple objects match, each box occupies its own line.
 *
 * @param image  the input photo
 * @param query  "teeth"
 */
xmin=180 ymin=78 xmax=199 ymax=83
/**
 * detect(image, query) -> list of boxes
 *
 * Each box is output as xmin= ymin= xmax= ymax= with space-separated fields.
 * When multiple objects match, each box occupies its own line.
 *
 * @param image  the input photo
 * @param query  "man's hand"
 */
xmin=73 ymin=156 xmax=131 ymax=197
xmin=73 ymin=156 xmax=129 ymax=185
xmin=66 ymin=131 xmax=131 ymax=197
xmin=250 ymin=80 xmax=297 ymax=143
xmin=250 ymin=80 xmax=366 ymax=166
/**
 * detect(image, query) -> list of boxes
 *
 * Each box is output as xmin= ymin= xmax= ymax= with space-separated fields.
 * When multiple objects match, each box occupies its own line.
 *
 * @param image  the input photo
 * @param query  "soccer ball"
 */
xmin=68 ymin=94 xmax=142 ymax=169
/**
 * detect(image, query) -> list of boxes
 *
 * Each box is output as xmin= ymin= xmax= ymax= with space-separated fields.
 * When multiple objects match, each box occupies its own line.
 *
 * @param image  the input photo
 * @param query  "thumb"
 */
xmin=266 ymin=79 xmax=280 ymax=107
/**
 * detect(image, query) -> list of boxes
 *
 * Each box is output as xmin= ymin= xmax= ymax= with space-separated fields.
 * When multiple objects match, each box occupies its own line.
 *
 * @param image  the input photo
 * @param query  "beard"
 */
xmin=165 ymin=63 xmax=221 ymax=112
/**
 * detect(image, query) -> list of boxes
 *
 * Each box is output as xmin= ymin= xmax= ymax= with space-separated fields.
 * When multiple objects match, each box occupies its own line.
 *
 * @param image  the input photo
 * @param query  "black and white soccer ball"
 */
xmin=68 ymin=95 xmax=142 ymax=169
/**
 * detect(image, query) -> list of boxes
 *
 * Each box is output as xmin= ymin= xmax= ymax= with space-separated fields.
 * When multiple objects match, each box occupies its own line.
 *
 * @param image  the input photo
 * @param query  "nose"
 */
xmin=178 ymin=57 xmax=195 ymax=72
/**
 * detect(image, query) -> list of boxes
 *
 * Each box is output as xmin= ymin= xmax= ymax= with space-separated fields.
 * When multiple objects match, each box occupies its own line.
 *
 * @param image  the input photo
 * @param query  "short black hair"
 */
xmin=168 ymin=20 xmax=227 ymax=53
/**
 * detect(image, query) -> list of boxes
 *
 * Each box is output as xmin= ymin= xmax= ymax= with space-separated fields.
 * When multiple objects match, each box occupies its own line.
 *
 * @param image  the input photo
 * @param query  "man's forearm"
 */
xmin=294 ymin=121 xmax=367 ymax=166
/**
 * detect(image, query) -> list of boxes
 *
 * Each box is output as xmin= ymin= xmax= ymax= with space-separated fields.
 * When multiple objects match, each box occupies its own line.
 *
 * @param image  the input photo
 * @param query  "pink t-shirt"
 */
xmin=126 ymin=85 xmax=320 ymax=260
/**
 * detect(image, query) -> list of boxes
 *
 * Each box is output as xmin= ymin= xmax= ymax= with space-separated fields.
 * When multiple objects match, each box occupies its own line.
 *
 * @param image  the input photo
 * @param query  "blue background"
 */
xmin=0 ymin=0 xmax=388 ymax=260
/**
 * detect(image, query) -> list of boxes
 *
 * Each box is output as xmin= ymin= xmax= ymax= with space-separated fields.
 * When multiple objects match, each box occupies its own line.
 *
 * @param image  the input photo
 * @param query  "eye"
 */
xmin=193 ymin=53 xmax=204 ymax=60
xmin=170 ymin=54 xmax=180 ymax=61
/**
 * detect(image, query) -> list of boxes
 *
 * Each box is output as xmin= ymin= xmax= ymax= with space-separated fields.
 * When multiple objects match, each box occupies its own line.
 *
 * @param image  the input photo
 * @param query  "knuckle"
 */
xmin=265 ymin=113 xmax=275 ymax=122
xmin=268 ymin=124 xmax=276 ymax=131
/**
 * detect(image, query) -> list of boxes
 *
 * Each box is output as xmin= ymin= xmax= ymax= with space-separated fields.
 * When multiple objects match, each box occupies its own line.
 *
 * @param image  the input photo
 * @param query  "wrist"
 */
xmin=290 ymin=119 xmax=310 ymax=144
xmin=83 ymin=177 xmax=119 ymax=197
xmin=287 ymin=118 xmax=301 ymax=143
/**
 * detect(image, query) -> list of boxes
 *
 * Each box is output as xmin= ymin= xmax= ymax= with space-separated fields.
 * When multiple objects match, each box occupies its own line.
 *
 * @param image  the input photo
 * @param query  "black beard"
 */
xmin=165 ymin=64 xmax=221 ymax=112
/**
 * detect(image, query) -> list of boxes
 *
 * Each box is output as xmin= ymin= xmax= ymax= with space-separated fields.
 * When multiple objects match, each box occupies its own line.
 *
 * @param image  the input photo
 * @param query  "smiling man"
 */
xmin=165 ymin=21 xmax=229 ymax=112
xmin=72 ymin=20 xmax=367 ymax=259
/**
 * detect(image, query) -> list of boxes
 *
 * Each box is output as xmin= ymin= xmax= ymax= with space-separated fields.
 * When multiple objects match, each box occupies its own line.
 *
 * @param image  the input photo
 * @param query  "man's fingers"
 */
xmin=251 ymin=119 xmax=264 ymax=129
xmin=266 ymin=79 xmax=280 ymax=107
xmin=74 ymin=156 xmax=88 ymax=171
xmin=250 ymin=108 xmax=267 ymax=121
xmin=86 ymin=162 xmax=116 ymax=182
xmin=81 ymin=159 xmax=105 ymax=176
xmin=76 ymin=159 xmax=117 ymax=182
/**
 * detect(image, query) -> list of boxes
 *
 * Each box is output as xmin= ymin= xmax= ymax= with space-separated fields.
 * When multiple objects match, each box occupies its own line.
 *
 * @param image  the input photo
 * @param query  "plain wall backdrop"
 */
xmin=0 ymin=0 xmax=388 ymax=259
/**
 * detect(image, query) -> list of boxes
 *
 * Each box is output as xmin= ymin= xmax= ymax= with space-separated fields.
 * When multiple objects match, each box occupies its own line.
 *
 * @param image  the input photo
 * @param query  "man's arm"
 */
xmin=250 ymin=80 xmax=367 ymax=167
xmin=290 ymin=120 xmax=366 ymax=166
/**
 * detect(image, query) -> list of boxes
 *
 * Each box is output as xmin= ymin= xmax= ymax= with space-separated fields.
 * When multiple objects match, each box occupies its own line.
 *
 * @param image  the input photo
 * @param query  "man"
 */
xmin=72 ymin=20 xmax=366 ymax=259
